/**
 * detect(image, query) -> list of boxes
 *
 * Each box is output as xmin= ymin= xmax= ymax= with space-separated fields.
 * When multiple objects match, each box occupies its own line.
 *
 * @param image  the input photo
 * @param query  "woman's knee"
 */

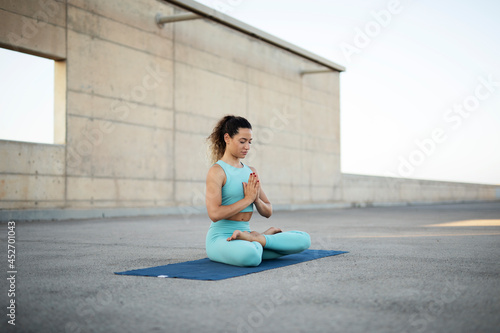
xmin=232 ymin=243 xmax=262 ymax=267
xmin=207 ymin=240 xmax=262 ymax=267
xmin=234 ymin=253 xmax=262 ymax=267
xmin=292 ymin=231 xmax=311 ymax=251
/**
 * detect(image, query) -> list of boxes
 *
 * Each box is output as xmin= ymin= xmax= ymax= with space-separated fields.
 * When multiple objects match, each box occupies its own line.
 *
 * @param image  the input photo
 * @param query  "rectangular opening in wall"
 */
xmin=0 ymin=47 xmax=65 ymax=145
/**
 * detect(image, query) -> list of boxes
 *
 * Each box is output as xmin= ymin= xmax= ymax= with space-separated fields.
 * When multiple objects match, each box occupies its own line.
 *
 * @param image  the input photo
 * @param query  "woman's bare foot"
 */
xmin=263 ymin=227 xmax=282 ymax=235
xmin=227 ymin=230 xmax=253 ymax=242
xmin=227 ymin=230 xmax=267 ymax=247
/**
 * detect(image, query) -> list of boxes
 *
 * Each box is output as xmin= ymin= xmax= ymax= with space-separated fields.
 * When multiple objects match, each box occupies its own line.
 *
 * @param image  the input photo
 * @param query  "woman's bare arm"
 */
xmin=205 ymin=165 xmax=258 ymax=222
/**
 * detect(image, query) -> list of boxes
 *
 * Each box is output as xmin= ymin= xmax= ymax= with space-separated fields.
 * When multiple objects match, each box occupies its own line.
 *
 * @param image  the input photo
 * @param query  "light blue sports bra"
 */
xmin=216 ymin=160 xmax=254 ymax=213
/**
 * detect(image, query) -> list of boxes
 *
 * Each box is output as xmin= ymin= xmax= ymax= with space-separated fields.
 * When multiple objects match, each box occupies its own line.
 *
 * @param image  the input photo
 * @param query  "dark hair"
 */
xmin=207 ymin=115 xmax=252 ymax=164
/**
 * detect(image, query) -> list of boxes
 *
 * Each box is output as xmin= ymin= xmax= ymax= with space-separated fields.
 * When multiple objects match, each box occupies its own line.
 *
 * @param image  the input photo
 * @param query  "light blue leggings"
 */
xmin=206 ymin=220 xmax=311 ymax=267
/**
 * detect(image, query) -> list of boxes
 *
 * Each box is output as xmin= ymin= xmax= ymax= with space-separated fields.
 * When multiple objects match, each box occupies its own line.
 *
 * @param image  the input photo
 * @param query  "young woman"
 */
xmin=205 ymin=115 xmax=311 ymax=267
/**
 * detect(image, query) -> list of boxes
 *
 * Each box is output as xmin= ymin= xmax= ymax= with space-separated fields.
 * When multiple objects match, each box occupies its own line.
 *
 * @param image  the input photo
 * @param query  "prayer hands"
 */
xmin=243 ymin=172 xmax=260 ymax=202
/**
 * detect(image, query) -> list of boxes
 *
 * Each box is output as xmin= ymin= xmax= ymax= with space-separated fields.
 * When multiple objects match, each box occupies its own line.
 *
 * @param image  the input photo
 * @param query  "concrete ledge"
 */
xmin=0 ymin=6 xmax=67 ymax=60
xmin=273 ymin=203 xmax=352 ymax=211
xmin=0 ymin=206 xmax=205 ymax=222
xmin=341 ymin=173 xmax=500 ymax=203
xmin=160 ymin=0 xmax=345 ymax=72
xmin=3 ymin=199 xmax=500 ymax=221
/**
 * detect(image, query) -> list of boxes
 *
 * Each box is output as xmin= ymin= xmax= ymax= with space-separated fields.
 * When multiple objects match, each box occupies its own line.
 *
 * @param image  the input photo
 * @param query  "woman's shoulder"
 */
xmin=246 ymin=165 xmax=257 ymax=172
xmin=208 ymin=162 xmax=224 ymax=172
xmin=207 ymin=163 xmax=226 ymax=185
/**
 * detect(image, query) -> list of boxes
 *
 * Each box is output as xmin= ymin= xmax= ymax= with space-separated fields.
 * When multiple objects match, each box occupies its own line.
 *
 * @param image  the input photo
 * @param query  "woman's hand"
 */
xmin=243 ymin=173 xmax=260 ymax=203
xmin=248 ymin=168 xmax=273 ymax=218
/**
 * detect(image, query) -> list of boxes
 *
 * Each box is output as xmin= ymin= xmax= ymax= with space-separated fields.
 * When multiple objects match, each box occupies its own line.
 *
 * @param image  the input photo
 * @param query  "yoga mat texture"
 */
xmin=115 ymin=249 xmax=347 ymax=281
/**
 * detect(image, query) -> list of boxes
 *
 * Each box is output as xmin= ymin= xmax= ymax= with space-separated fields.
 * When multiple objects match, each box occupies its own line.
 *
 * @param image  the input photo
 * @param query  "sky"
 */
xmin=0 ymin=0 xmax=498 ymax=185
xmin=0 ymin=48 xmax=54 ymax=144
xmin=192 ymin=0 xmax=500 ymax=185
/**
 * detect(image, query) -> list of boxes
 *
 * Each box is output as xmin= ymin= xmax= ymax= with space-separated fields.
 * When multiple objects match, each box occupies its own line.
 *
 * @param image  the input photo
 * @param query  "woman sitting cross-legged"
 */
xmin=205 ymin=115 xmax=311 ymax=267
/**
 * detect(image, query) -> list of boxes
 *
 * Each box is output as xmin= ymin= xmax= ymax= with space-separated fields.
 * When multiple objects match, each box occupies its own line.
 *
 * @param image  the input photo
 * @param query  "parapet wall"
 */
xmin=341 ymin=173 xmax=500 ymax=206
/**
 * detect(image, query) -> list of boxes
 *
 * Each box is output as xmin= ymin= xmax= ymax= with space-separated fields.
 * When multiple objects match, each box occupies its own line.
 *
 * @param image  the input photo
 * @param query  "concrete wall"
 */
xmin=341 ymin=174 xmax=500 ymax=207
xmin=0 ymin=0 xmax=498 ymax=220
xmin=0 ymin=0 xmax=342 ymax=219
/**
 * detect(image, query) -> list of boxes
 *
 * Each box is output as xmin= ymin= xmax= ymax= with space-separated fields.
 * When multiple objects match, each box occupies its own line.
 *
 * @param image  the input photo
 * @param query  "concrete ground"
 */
xmin=1 ymin=201 xmax=500 ymax=333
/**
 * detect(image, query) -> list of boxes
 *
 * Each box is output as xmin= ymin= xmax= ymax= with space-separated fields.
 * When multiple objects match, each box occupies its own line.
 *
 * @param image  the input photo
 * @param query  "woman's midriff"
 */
xmin=227 ymin=211 xmax=253 ymax=222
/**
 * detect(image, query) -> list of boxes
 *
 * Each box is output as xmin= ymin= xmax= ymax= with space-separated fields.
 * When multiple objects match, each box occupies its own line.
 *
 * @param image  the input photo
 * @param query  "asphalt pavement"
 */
xmin=1 ymin=201 xmax=500 ymax=333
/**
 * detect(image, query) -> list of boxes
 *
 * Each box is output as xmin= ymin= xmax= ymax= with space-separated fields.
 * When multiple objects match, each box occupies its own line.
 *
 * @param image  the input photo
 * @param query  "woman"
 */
xmin=205 ymin=115 xmax=311 ymax=267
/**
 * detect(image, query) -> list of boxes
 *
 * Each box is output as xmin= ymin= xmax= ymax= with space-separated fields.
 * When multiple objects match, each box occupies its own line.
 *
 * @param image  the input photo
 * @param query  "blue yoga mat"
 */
xmin=115 ymin=249 xmax=347 ymax=281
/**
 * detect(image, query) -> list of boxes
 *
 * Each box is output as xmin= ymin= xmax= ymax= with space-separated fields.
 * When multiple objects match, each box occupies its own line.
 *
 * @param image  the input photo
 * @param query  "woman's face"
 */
xmin=225 ymin=128 xmax=252 ymax=159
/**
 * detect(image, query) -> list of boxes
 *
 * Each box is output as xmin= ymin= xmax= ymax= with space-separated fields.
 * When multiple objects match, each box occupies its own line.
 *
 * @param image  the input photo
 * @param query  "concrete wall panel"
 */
xmin=259 ymin=145 xmax=300 ymax=185
xmin=247 ymin=85 xmax=301 ymax=131
xmin=0 ymin=5 xmax=66 ymax=59
xmin=67 ymin=6 xmax=173 ymax=59
xmin=175 ymin=132 xmax=208 ymax=182
xmin=175 ymin=181 xmax=205 ymax=206
xmin=0 ymin=141 xmax=64 ymax=175
xmin=174 ymin=63 xmax=246 ymax=117
xmin=175 ymin=19 xmax=247 ymax=65
xmin=264 ymin=183 xmax=292 ymax=205
xmin=302 ymin=135 xmax=339 ymax=154
xmin=66 ymin=116 xmax=173 ymax=180
xmin=175 ymin=113 xmax=215 ymax=139
xmin=67 ymin=91 xmax=174 ymax=130
xmin=175 ymin=43 xmax=247 ymax=82
xmin=67 ymin=0 xmax=172 ymax=36
xmin=1 ymin=0 xmax=66 ymax=27
xmin=0 ymin=174 xmax=64 ymax=202
xmin=292 ymin=184 xmax=311 ymax=203
xmin=248 ymin=68 xmax=301 ymax=97
xmin=301 ymin=101 xmax=336 ymax=140
xmin=302 ymin=70 xmax=339 ymax=92
xmin=311 ymin=153 xmax=339 ymax=187
xmin=251 ymin=128 xmax=301 ymax=154
xmin=67 ymin=177 xmax=173 ymax=204
xmin=245 ymin=37 xmax=306 ymax=81
xmin=342 ymin=173 xmax=499 ymax=205
xmin=67 ymin=31 xmax=173 ymax=108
